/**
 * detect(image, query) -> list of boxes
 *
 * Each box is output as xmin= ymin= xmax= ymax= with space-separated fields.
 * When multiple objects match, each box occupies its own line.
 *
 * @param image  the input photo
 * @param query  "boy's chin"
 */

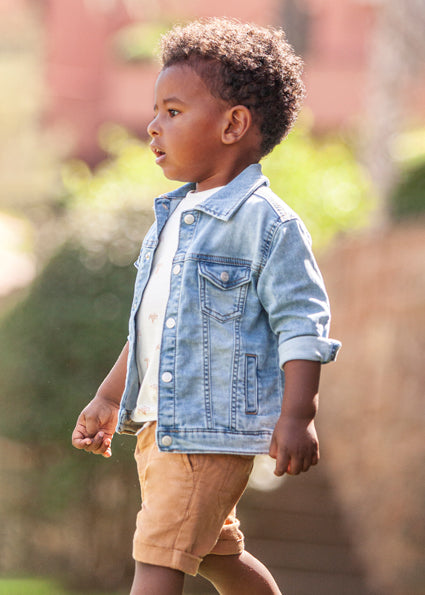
xmin=161 ymin=168 xmax=194 ymax=184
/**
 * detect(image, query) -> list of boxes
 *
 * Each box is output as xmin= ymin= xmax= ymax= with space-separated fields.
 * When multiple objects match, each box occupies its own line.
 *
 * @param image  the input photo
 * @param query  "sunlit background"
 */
xmin=0 ymin=1 xmax=424 ymax=594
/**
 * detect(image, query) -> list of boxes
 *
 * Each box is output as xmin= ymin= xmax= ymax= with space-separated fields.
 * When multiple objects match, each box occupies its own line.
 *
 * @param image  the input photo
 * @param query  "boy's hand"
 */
xmin=72 ymin=343 xmax=128 ymax=458
xmin=269 ymin=414 xmax=319 ymax=476
xmin=72 ymin=396 xmax=120 ymax=458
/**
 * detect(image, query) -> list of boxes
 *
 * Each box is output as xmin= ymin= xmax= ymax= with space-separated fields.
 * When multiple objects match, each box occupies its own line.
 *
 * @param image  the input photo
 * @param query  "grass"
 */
xmin=0 ymin=578 xmax=205 ymax=594
xmin=0 ymin=577 xmax=124 ymax=595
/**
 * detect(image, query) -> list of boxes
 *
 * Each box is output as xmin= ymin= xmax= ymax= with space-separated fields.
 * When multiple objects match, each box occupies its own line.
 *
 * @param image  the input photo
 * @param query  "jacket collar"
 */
xmin=156 ymin=163 xmax=269 ymax=222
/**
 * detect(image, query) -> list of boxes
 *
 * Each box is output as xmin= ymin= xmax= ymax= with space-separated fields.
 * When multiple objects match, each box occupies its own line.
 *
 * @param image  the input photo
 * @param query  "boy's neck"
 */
xmin=195 ymin=159 xmax=259 ymax=192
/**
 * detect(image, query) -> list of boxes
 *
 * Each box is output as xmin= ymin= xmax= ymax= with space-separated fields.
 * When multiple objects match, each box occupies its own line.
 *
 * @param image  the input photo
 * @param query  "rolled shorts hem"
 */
xmin=133 ymin=541 xmax=202 ymax=576
xmin=133 ymin=536 xmax=245 ymax=575
xmin=209 ymin=537 xmax=245 ymax=556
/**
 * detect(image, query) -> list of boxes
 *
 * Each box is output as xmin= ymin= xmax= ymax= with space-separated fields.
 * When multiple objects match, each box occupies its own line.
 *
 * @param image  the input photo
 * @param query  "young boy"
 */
xmin=72 ymin=18 xmax=340 ymax=595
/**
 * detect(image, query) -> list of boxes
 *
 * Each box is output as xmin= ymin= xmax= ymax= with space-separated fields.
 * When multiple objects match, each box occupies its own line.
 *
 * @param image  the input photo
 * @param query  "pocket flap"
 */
xmin=198 ymin=261 xmax=251 ymax=290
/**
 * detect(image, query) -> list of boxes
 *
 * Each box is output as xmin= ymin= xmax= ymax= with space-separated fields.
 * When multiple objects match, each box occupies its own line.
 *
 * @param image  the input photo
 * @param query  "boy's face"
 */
xmin=147 ymin=64 xmax=231 ymax=190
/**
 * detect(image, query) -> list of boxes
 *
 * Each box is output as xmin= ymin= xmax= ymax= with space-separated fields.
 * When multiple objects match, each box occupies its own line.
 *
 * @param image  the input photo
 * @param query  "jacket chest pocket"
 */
xmin=198 ymin=260 xmax=251 ymax=323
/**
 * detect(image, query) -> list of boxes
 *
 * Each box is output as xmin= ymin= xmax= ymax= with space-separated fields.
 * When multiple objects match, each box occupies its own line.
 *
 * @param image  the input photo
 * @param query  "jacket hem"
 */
xmin=154 ymin=427 xmax=274 ymax=454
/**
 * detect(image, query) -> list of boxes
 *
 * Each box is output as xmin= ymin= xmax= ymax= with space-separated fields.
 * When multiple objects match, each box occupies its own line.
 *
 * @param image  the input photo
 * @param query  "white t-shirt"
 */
xmin=131 ymin=186 xmax=223 ymax=422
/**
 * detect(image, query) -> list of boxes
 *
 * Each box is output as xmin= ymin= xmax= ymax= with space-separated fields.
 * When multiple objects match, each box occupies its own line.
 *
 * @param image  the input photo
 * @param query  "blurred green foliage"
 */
xmin=262 ymin=123 xmax=373 ymax=246
xmin=63 ymin=120 xmax=374 ymax=248
xmin=0 ymin=246 xmax=135 ymax=445
xmin=390 ymin=161 xmax=425 ymax=220
xmin=390 ymin=126 xmax=425 ymax=220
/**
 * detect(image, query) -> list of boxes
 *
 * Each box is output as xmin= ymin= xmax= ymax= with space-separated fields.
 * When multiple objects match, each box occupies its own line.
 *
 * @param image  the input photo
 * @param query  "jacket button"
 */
xmin=166 ymin=317 xmax=176 ymax=329
xmin=162 ymin=372 xmax=173 ymax=383
xmin=220 ymin=271 xmax=229 ymax=282
xmin=184 ymin=213 xmax=195 ymax=225
xmin=161 ymin=435 xmax=173 ymax=447
xmin=173 ymin=264 xmax=181 ymax=275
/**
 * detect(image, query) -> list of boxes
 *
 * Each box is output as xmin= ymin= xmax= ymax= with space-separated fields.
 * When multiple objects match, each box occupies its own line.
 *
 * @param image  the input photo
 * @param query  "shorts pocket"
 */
xmin=217 ymin=455 xmax=255 ymax=510
xmin=183 ymin=453 xmax=205 ymax=474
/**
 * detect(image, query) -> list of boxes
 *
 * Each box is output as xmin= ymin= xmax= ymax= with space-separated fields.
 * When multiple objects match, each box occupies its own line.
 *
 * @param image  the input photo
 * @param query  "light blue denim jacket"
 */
xmin=117 ymin=164 xmax=340 ymax=453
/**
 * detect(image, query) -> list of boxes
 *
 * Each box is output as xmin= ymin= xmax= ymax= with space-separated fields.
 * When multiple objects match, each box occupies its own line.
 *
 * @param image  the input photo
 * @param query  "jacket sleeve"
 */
xmin=257 ymin=217 xmax=341 ymax=367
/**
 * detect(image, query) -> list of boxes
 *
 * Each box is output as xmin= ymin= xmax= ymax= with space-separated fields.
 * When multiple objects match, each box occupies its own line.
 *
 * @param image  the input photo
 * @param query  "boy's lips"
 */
xmin=150 ymin=144 xmax=166 ymax=164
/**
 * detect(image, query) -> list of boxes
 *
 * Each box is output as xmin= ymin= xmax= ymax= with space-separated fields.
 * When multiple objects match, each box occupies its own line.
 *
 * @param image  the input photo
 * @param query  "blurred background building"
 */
xmin=39 ymin=0 xmax=425 ymax=162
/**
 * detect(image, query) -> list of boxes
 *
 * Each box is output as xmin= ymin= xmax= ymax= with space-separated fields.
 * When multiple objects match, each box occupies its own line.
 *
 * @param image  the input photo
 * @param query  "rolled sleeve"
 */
xmin=258 ymin=217 xmax=340 ymax=365
xmin=279 ymin=335 xmax=341 ymax=367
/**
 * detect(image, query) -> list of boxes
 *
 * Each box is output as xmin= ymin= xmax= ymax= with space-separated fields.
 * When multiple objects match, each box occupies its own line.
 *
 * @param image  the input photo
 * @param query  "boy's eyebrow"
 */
xmin=153 ymin=96 xmax=187 ymax=110
xmin=163 ymin=96 xmax=186 ymax=105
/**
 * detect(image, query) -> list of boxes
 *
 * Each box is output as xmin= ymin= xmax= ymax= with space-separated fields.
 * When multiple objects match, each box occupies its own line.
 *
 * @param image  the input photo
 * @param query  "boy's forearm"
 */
xmin=96 ymin=342 xmax=129 ymax=405
xmin=280 ymin=359 xmax=321 ymax=420
xmin=270 ymin=359 xmax=321 ymax=475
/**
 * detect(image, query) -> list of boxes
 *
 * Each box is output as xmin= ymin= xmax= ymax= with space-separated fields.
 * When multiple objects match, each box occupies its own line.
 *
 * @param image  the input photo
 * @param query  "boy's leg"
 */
xmin=199 ymin=551 xmax=282 ymax=595
xmin=130 ymin=561 xmax=185 ymax=595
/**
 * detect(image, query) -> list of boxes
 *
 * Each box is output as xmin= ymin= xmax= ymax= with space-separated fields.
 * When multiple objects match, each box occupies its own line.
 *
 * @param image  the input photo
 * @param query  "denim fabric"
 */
xmin=117 ymin=164 xmax=341 ymax=453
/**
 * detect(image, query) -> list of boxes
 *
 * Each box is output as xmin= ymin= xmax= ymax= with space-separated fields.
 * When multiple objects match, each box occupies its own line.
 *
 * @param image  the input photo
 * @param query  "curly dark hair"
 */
xmin=159 ymin=18 xmax=305 ymax=157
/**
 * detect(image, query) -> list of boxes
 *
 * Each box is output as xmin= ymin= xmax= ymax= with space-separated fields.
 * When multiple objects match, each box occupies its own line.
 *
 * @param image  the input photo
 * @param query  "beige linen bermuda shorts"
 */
xmin=133 ymin=422 xmax=254 ymax=575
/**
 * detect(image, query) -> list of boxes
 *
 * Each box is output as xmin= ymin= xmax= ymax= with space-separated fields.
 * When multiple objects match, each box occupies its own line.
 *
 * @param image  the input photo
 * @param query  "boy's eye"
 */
xmin=168 ymin=109 xmax=179 ymax=117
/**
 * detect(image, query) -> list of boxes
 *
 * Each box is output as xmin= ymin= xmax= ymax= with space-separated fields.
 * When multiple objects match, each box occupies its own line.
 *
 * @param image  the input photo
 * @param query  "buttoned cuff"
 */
xmin=279 ymin=335 xmax=341 ymax=368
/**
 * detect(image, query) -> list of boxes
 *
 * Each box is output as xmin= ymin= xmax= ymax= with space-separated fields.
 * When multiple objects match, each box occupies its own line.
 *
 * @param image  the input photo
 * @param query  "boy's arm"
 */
xmin=71 ymin=342 xmax=129 ymax=458
xmin=269 ymin=359 xmax=321 ymax=476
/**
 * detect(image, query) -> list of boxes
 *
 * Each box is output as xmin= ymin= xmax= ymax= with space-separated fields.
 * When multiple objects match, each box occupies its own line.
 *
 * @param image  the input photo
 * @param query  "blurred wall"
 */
xmin=37 ymin=0 xmax=425 ymax=161
xmin=319 ymin=222 xmax=425 ymax=594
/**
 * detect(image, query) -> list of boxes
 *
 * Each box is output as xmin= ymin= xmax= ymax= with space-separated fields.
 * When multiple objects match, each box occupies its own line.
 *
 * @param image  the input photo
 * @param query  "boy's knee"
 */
xmin=199 ymin=552 xmax=240 ymax=577
xmin=199 ymin=552 xmax=282 ymax=594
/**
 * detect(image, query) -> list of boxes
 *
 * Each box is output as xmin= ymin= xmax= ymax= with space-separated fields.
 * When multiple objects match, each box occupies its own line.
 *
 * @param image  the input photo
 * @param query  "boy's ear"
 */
xmin=221 ymin=105 xmax=252 ymax=145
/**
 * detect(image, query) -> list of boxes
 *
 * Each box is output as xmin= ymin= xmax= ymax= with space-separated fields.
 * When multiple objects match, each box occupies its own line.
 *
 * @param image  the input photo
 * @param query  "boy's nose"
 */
xmin=147 ymin=116 xmax=159 ymax=137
